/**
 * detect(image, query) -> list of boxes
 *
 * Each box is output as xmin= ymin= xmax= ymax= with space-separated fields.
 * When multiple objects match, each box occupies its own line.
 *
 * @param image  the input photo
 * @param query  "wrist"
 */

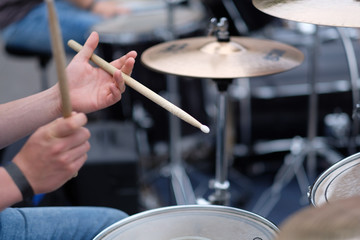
xmin=3 ymin=162 xmax=34 ymax=202
xmin=0 ymin=167 xmax=23 ymax=209
xmin=48 ymin=84 xmax=64 ymax=117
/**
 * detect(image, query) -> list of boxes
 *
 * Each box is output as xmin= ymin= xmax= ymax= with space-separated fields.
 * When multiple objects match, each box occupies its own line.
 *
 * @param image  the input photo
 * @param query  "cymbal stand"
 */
xmin=162 ymin=0 xmax=197 ymax=205
xmin=252 ymin=25 xmax=343 ymax=217
xmin=207 ymin=78 xmax=233 ymax=205
xmin=336 ymin=27 xmax=360 ymax=154
xmin=205 ymin=18 xmax=233 ymax=205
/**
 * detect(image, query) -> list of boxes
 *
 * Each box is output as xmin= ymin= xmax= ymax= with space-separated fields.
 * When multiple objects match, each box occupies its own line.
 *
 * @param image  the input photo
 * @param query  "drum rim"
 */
xmin=308 ymin=152 xmax=360 ymax=206
xmin=93 ymin=204 xmax=279 ymax=240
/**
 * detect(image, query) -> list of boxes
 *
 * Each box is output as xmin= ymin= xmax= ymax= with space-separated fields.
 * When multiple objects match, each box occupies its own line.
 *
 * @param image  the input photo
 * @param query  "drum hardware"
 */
xmin=251 ymin=0 xmax=360 ymax=217
xmin=252 ymin=0 xmax=360 ymax=152
xmin=141 ymin=17 xmax=303 ymax=205
xmin=324 ymin=112 xmax=351 ymax=148
xmin=336 ymin=27 xmax=360 ymax=154
xmin=148 ymin=0 xmax=202 ymax=205
xmin=252 ymin=25 xmax=344 ymax=218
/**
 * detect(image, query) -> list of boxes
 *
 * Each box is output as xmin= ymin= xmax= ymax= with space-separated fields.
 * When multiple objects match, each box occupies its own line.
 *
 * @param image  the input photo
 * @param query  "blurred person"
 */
xmin=0 ymin=0 xmax=130 ymax=53
xmin=0 ymin=31 xmax=138 ymax=239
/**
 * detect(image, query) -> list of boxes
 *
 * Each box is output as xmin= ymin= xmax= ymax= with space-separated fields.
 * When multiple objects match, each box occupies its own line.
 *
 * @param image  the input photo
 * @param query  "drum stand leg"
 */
xmin=252 ymin=26 xmax=345 ymax=217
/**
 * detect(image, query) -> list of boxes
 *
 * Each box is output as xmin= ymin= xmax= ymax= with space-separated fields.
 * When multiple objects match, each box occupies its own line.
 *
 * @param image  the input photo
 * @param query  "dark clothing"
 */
xmin=0 ymin=0 xmax=42 ymax=29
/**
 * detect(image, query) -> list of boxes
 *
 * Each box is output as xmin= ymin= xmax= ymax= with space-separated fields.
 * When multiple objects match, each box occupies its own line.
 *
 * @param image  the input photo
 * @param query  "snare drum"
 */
xmin=309 ymin=152 xmax=360 ymax=207
xmin=94 ymin=205 xmax=279 ymax=240
xmin=92 ymin=0 xmax=206 ymax=45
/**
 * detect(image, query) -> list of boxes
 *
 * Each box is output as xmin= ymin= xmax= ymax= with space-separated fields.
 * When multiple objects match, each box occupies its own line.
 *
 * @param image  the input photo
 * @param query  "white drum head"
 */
xmin=94 ymin=205 xmax=279 ymax=240
xmin=309 ymin=152 xmax=360 ymax=207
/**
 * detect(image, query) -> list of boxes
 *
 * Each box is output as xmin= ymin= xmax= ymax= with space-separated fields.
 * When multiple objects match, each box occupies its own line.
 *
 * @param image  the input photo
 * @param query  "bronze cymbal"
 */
xmin=253 ymin=0 xmax=360 ymax=28
xmin=141 ymin=36 xmax=304 ymax=79
xmin=276 ymin=196 xmax=360 ymax=240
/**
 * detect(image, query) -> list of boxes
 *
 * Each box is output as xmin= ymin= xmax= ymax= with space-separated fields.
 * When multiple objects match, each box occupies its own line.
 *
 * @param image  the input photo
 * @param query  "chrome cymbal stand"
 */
xmin=162 ymin=0 xmax=197 ymax=205
xmin=205 ymin=18 xmax=233 ymax=205
xmin=336 ymin=27 xmax=360 ymax=154
xmin=252 ymin=25 xmax=344 ymax=217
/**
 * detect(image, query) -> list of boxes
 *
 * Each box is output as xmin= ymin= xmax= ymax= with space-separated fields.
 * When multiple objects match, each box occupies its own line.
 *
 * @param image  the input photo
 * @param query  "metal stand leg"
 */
xmin=163 ymin=0 xmax=197 ymax=205
xmin=252 ymin=136 xmax=343 ymax=216
xmin=252 ymin=26 xmax=344 ymax=217
xmin=167 ymin=74 xmax=197 ymax=204
xmin=336 ymin=27 xmax=360 ymax=154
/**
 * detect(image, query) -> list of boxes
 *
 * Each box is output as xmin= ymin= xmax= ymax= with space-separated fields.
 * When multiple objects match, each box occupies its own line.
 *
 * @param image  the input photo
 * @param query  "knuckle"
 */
xmin=50 ymin=142 xmax=65 ymax=155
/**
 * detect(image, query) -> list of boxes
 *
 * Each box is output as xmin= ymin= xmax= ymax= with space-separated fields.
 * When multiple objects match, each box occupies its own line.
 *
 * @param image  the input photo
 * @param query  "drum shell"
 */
xmin=94 ymin=205 xmax=279 ymax=240
xmin=309 ymin=152 xmax=360 ymax=207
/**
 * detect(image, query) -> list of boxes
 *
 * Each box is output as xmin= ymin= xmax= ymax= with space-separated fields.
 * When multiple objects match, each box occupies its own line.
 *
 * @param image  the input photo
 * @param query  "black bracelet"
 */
xmin=4 ymin=161 xmax=34 ymax=201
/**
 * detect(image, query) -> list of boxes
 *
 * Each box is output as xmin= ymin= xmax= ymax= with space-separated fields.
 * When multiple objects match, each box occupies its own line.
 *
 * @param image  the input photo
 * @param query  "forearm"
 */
xmin=0 ymin=167 xmax=22 ymax=211
xmin=0 ymin=86 xmax=61 ymax=149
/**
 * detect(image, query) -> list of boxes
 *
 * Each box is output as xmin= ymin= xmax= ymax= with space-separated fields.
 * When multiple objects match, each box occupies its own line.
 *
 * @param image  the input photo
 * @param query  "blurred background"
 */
xmin=1 ymin=0 xmax=360 ymax=228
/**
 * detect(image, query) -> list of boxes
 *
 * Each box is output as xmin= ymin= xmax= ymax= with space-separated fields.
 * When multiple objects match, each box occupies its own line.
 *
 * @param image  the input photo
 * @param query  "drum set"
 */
xmin=89 ymin=0 xmax=360 ymax=239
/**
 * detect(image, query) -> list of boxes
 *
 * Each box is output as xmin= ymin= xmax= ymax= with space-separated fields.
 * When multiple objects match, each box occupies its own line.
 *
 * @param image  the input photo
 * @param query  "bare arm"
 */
xmin=0 ymin=87 xmax=61 ymax=149
xmin=0 ymin=32 xmax=136 ymax=149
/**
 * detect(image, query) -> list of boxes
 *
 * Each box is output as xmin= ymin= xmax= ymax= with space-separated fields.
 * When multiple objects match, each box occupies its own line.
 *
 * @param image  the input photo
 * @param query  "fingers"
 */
xmin=50 ymin=112 xmax=88 ymax=138
xmin=121 ymin=54 xmax=136 ymax=76
xmin=74 ymin=31 xmax=99 ymax=62
xmin=64 ymin=140 xmax=90 ymax=165
xmin=110 ymin=50 xmax=137 ymax=75
xmin=110 ymin=51 xmax=136 ymax=95
xmin=113 ymin=70 xmax=126 ymax=93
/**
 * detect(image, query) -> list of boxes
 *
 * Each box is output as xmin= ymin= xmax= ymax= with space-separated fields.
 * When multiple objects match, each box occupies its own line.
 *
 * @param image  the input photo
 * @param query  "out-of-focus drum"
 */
xmin=92 ymin=0 xmax=206 ymax=45
xmin=309 ymin=152 xmax=360 ymax=207
xmin=94 ymin=205 xmax=279 ymax=240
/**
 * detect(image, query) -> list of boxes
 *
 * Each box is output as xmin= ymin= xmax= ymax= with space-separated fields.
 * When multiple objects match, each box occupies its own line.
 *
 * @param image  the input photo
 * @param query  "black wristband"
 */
xmin=4 ymin=161 xmax=34 ymax=201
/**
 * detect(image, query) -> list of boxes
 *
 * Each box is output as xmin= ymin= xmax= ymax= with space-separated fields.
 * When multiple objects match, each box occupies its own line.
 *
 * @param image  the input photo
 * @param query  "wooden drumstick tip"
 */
xmin=201 ymin=125 xmax=210 ymax=134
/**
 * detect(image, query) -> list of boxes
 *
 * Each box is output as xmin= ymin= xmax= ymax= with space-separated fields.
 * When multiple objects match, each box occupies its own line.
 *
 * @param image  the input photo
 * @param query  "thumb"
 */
xmin=50 ymin=112 xmax=88 ymax=138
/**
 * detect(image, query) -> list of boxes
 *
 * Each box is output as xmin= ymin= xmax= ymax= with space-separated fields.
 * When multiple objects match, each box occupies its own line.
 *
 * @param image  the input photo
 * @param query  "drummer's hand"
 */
xmin=62 ymin=31 xmax=137 ymax=114
xmin=92 ymin=1 xmax=130 ymax=17
xmin=13 ymin=112 xmax=89 ymax=195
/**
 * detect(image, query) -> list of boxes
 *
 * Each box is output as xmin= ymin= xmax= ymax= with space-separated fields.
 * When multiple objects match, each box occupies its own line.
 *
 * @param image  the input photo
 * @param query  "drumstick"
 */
xmin=67 ymin=39 xmax=210 ymax=134
xmin=46 ymin=0 xmax=72 ymax=118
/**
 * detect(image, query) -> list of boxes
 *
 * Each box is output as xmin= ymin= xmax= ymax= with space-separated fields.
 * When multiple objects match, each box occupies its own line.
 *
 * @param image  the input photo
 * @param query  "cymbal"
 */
xmin=253 ymin=0 xmax=360 ymax=28
xmin=276 ymin=196 xmax=360 ymax=240
xmin=141 ymin=36 xmax=304 ymax=79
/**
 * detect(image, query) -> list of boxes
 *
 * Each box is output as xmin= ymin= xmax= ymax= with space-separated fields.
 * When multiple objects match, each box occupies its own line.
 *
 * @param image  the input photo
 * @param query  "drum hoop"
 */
xmin=93 ymin=205 xmax=279 ymax=240
xmin=309 ymin=152 xmax=360 ymax=206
